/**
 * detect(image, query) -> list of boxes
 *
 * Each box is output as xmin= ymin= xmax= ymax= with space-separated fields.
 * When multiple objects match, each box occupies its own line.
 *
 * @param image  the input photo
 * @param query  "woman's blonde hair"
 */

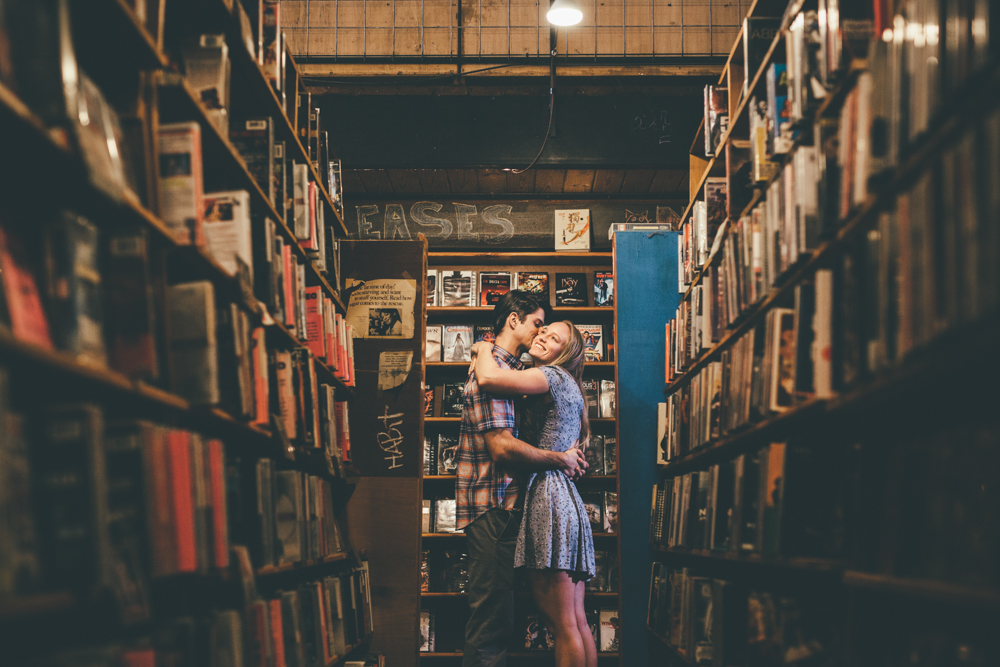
xmin=546 ymin=320 xmax=590 ymax=450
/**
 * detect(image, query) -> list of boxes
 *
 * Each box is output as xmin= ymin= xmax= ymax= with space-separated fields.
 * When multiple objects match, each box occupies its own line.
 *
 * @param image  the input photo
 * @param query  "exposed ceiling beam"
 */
xmin=299 ymin=62 xmax=725 ymax=80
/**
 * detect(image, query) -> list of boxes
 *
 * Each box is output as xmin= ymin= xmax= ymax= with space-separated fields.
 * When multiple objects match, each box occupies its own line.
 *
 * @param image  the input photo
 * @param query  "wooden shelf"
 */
xmin=423 ymin=474 xmax=616 ymax=482
xmin=425 ymin=417 xmax=461 ymax=423
xmin=420 ymin=591 xmax=618 ymax=598
xmin=653 ymin=545 xmax=844 ymax=574
xmin=428 ymin=252 xmax=613 ymax=266
xmin=843 ymin=571 xmax=1000 ymax=607
xmin=427 ymin=361 xmax=614 ymax=369
xmin=155 ymin=72 xmax=345 ymax=311
xmin=662 ymin=309 xmax=1000 ymax=478
xmin=0 ymin=591 xmax=77 ymax=621
xmin=257 ymin=551 xmax=351 ymax=577
xmin=218 ymin=8 xmax=348 ymax=237
xmin=647 ymin=627 xmax=690 ymax=665
xmin=666 ymin=62 xmax=1000 ymax=398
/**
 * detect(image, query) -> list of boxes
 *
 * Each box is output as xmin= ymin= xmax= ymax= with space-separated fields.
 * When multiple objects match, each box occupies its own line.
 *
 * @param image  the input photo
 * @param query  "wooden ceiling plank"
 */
xmin=562 ymin=169 xmax=596 ymax=193
xmin=416 ymin=169 xmax=452 ymax=195
xmin=506 ymin=169 xmax=537 ymax=193
xmin=356 ymin=169 xmax=394 ymax=194
xmin=533 ymin=169 xmax=567 ymax=193
xmin=477 ymin=168 xmax=508 ymax=194
xmin=591 ymin=169 xmax=626 ymax=193
xmin=387 ymin=169 xmax=423 ymax=195
xmin=446 ymin=169 xmax=479 ymax=194
xmin=342 ymin=169 xmax=367 ymax=195
xmin=618 ymin=169 xmax=658 ymax=194
xmin=648 ymin=169 xmax=689 ymax=195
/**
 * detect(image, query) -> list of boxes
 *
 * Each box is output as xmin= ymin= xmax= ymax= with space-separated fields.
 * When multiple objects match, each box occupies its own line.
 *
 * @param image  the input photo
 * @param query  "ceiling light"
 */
xmin=547 ymin=0 xmax=583 ymax=26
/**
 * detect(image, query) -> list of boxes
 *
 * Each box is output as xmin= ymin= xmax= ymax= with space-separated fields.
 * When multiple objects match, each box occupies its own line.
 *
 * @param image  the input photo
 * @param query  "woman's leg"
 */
xmin=574 ymin=579 xmax=597 ymax=667
xmin=531 ymin=570 xmax=586 ymax=667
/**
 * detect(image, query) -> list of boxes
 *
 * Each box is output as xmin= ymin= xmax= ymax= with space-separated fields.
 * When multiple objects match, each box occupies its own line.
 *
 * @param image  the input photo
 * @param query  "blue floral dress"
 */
xmin=514 ymin=365 xmax=596 ymax=580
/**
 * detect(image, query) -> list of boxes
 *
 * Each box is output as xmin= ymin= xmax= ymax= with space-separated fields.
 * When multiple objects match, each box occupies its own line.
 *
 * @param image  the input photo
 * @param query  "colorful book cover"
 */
xmin=473 ymin=325 xmax=495 ymax=344
xmin=479 ymin=271 xmax=512 ymax=306
xmin=593 ymin=271 xmax=613 ymax=306
xmin=554 ymin=209 xmax=591 ymax=251
xmin=517 ymin=272 xmax=549 ymax=298
xmin=441 ymin=325 xmax=472 ymax=362
xmin=576 ymin=324 xmax=603 ymax=362
xmin=555 ymin=273 xmax=587 ymax=306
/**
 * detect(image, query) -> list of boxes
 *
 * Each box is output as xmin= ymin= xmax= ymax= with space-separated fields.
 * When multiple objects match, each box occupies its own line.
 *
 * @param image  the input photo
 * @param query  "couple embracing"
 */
xmin=457 ymin=291 xmax=597 ymax=667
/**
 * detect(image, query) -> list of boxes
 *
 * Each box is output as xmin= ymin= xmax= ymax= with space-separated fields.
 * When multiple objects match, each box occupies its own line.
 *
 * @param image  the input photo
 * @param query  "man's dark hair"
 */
xmin=492 ymin=290 xmax=548 ymax=335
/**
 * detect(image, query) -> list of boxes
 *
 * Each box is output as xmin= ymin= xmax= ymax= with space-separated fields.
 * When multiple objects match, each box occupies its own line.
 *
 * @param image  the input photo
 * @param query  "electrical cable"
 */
xmin=509 ymin=49 xmax=556 ymax=174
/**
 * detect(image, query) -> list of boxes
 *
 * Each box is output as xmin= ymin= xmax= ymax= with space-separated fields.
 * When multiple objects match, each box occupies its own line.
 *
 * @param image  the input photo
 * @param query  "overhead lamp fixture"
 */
xmin=547 ymin=0 xmax=583 ymax=26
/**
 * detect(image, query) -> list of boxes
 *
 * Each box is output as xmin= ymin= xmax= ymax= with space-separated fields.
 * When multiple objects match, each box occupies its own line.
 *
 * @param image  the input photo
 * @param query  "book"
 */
xmin=203 ymin=190 xmax=253 ymax=280
xmin=576 ymin=324 xmax=603 ymax=362
xmin=743 ymin=17 xmax=781 ymax=97
xmin=273 ymin=471 xmax=303 ymax=564
xmin=604 ymin=436 xmax=617 ymax=474
xmin=434 ymin=499 xmax=456 ymax=533
xmin=441 ymin=325 xmax=472 ymax=363
xmin=704 ymin=85 xmax=728 ymax=156
xmin=586 ymin=434 xmax=604 ymax=475
xmin=599 ymin=380 xmax=615 ymax=418
xmin=554 ymin=209 xmax=591 ymax=251
xmin=657 ymin=403 xmax=669 ymax=465
xmin=436 ymin=434 xmax=458 ymax=475
xmin=74 ymin=72 xmax=128 ymax=200
xmin=440 ymin=271 xmax=476 ymax=307
xmin=582 ymin=379 xmax=599 ymax=419
xmin=0 ymin=406 xmax=41 ymax=597
xmin=158 ymin=122 xmax=205 ymax=246
xmin=426 ymin=270 xmax=438 ymax=307
xmin=555 ymin=273 xmax=587 ymax=306
xmin=105 ymin=229 xmax=161 ymax=382
xmin=425 ymin=325 xmax=442 ymax=362
xmin=599 ymin=609 xmax=619 ymax=651
xmin=704 ymin=177 xmax=727 ymax=240
xmin=419 ymin=610 xmax=434 ymax=651
xmin=43 ymin=211 xmax=106 ymax=365
xmin=603 ymin=491 xmax=619 ymax=533
xmin=478 ymin=271 xmax=512 ymax=306
xmin=181 ymin=34 xmax=230 ymax=135
xmin=441 ymin=383 xmax=464 ymax=417
xmin=473 ymin=325 xmax=495 ymax=344
xmin=594 ymin=271 xmax=613 ymax=306
xmin=517 ymin=271 xmax=549 ymax=299
xmin=524 ymin=615 xmax=556 ymax=650
xmin=230 ymin=118 xmax=275 ymax=206
xmin=582 ymin=492 xmax=603 ymax=533
xmin=167 ymin=281 xmax=219 ymax=405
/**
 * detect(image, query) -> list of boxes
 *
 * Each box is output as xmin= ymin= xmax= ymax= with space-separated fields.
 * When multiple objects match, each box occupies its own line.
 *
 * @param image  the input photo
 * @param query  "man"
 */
xmin=456 ymin=291 xmax=588 ymax=667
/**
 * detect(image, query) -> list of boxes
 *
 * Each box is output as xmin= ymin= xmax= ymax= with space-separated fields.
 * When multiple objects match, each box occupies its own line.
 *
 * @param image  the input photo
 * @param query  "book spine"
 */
xmin=166 ymin=429 xmax=197 ymax=573
xmin=305 ymin=286 xmax=326 ymax=358
xmin=158 ymin=122 xmax=205 ymax=246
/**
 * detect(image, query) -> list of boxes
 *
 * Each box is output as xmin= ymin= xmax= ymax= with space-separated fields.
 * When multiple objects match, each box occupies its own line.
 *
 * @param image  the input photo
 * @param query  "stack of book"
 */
xmin=647 ymin=565 xmax=834 ymax=666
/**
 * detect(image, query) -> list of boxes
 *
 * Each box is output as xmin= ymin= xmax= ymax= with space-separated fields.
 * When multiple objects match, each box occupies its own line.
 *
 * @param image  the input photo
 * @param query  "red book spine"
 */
xmin=207 ymin=438 xmax=229 ymax=569
xmin=120 ymin=649 xmax=156 ymax=667
xmin=248 ymin=600 xmax=271 ymax=667
xmin=269 ymin=598 xmax=287 ymax=667
xmin=304 ymin=286 xmax=326 ymax=358
xmin=167 ymin=430 xmax=197 ymax=573
xmin=345 ymin=325 xmax=355 ymax=386
xmin=0 ymin=227 xmax=54 ymax=349
xmin=251 ymin=327 xmax=270 ymax=426
xmin=282 ymin=245 xmax=295 ymax=328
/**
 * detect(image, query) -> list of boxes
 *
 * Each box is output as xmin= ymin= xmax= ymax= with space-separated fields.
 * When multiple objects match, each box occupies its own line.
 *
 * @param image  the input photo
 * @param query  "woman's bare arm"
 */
xmin=471 ymin=342 xmax=550 ymax=395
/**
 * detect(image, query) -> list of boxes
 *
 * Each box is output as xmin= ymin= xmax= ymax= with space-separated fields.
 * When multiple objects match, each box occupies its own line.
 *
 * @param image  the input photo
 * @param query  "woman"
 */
xmin=470 ymin=321 xmax=596 ymax=667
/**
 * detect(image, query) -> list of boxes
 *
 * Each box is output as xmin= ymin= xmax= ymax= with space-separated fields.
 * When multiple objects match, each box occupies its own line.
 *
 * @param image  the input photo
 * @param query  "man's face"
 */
xmin=511 ymin=308 xmax=546 ymax=351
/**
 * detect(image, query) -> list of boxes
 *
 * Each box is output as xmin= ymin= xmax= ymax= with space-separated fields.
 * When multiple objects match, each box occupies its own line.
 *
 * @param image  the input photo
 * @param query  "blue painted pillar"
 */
xmin=614 ymin=230 xmax=680 ymax=667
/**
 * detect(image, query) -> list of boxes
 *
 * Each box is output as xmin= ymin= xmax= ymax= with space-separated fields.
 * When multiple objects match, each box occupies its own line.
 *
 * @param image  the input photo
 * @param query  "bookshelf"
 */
xmin=651 ymin=0 xmax=999 ymax=664
xmin=421 ymin=250 xmax=622 ymax=663
xmin=0 ymin=0 xmax=373 ymax=664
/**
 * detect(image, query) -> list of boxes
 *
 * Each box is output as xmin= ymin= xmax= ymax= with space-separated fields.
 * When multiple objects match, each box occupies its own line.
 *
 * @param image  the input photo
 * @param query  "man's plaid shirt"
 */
xmin=455 ymin=344 xmax=524 ymax=530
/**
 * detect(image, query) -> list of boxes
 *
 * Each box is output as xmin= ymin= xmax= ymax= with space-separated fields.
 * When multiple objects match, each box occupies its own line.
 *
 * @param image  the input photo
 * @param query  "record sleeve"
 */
xmin=554 ymin=209 xmax=591 ymax=251
xmin=440 ymin=271 xmax=476 ymax=307
xmin=593 ymin=271 xmax=614 ymax=307
xmin=441 ymin=325 xmax=472 ymax=362
xmin=478 ymin=271 xmax=512 ymax=306
xmin=576 ymin=324 xmax=603 ymax=362
xmin=425 ymin=325 xmax=442 ymax=362
xmin=555 ymin=273 xmax=588 ymax=306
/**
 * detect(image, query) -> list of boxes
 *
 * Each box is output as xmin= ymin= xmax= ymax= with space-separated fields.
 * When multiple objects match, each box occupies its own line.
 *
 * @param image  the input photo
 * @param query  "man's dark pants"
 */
xmin=463 ymin=507 xmax=522 ymax=667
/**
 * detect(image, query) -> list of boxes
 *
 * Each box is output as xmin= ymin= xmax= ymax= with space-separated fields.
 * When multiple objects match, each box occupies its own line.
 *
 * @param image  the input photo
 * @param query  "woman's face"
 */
xmin=529 ymin=322 xmax=570 ymax=364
